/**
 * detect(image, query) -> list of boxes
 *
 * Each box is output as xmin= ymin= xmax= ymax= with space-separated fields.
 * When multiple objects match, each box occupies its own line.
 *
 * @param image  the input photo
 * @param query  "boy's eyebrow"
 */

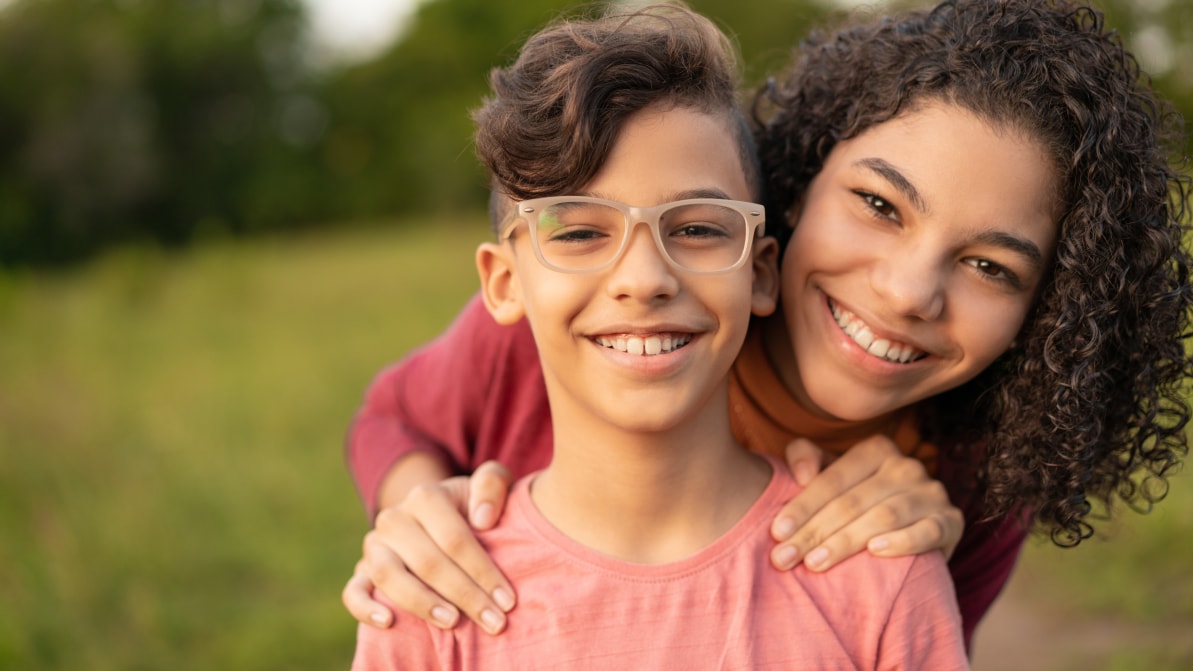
xmin=856 ymin=158 xmax=928 ymax=214
xmin=583 ymin=188 xmax=738 ymax=203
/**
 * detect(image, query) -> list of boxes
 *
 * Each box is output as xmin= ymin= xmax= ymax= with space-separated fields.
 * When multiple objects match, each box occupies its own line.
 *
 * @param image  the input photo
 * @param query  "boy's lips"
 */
xmin=593 ymin=332 xmax=693 ymax=356
xmin=828 ymin=298 xmax=927 ymax=364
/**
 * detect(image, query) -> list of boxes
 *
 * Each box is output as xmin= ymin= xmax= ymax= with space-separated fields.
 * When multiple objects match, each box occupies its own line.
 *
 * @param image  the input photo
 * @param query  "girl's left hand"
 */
xmin=769 ymin=435 xmax=964 ymax=572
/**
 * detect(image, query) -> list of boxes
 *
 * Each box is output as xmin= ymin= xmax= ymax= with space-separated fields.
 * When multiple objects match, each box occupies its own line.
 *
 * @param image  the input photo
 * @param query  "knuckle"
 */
xmin=436 ymin=530 xmax=474 ymax=558
xmin=403 ymin=482 xmax=444 ymax=509
xmin=871 ymin=501 xmax=903 ymax=529
xmin=889 ymin=455 xmax=928 ymax=481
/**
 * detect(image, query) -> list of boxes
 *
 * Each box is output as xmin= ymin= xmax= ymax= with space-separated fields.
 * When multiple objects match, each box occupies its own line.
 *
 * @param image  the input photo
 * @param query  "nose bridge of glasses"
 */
xmin=619 ymin=211 xmax=672 ymax=267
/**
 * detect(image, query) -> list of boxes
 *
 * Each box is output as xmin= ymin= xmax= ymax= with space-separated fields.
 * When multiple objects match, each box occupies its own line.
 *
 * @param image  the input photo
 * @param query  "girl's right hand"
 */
xmin=341 ymin=461 xmax=517 ymax=635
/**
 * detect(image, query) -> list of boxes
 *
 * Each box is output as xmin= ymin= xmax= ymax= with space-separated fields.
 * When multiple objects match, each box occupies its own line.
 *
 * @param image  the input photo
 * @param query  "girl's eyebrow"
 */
xmin=856 ymin=157 xmax=929 ymax=214
xmin=972 ymin=230 xmax=1044 ymax=271
xmin=856 ymin=157 xmax=1045 ymax=270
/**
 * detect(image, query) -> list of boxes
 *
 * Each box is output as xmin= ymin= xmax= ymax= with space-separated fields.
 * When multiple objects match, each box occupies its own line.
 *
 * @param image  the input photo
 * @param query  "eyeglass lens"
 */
xmin=532 ymin=201 xmax=749 ymax=272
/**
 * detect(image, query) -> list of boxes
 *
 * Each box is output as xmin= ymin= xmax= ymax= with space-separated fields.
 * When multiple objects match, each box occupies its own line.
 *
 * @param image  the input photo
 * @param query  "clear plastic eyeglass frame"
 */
xmin=499 ymin=196 xmax=766 ymax=274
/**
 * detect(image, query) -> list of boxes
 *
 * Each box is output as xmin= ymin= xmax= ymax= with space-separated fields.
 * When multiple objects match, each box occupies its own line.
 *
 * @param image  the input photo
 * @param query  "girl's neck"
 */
xmin=532 ymin=390 xmax=772 ymax=564
xmin=760 ymin=311 xmax=901 ymax=438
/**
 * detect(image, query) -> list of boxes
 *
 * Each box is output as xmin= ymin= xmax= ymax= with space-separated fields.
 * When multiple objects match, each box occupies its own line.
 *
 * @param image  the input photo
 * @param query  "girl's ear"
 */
xmin=476 ymin=242 xmax=525 ymax=325
xmin=750 ymin=236 xmax=780 ymax=317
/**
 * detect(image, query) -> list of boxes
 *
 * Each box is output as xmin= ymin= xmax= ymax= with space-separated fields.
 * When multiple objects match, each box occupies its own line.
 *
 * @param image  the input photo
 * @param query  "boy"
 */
xmin=351 ymin=4 xmax=968 ymax=669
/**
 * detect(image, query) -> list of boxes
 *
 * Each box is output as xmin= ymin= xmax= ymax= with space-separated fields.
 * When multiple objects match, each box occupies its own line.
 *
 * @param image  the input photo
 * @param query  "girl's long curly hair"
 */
xmin=755 ymin=0 xmax=1193 ymax=545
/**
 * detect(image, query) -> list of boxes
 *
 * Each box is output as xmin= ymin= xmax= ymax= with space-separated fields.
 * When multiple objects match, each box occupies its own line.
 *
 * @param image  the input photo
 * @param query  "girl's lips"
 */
xmin=593 ymin=333 xmax=693 ymax=356
xmin=828 ymin=299 xmax=927 ymax=364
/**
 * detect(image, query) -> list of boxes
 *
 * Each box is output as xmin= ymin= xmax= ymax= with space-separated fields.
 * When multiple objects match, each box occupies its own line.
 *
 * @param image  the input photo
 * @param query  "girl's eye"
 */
xmin=857 ymin=191 xmax=898 ymax=220
xmin=965 ymin=257 xmax=1022 ymax=289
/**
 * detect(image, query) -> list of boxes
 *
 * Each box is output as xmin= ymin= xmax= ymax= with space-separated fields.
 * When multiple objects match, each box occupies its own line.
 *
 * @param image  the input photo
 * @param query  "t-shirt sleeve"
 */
xmin=878 ymin=551 xmax=970 ymax=670
xmin=344 ymin=293 xmax=541 ymax=519
xmin=351 ymin=619 xmax=443 ymax=671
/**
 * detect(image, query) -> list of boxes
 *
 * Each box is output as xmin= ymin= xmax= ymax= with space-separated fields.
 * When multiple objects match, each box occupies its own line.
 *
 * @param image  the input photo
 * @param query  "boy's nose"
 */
xmin=605 ymin=224 xmax=680 ymax=302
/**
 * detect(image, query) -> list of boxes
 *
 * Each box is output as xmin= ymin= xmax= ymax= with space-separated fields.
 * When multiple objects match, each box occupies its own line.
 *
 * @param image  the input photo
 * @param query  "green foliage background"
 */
xmin=1 ymin=0 xmax=1188 ymax=266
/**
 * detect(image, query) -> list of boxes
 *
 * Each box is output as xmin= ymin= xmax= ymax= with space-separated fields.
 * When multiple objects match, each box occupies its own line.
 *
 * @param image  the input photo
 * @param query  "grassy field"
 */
xmin=1 ymin=217 xmax=1190 ymax=670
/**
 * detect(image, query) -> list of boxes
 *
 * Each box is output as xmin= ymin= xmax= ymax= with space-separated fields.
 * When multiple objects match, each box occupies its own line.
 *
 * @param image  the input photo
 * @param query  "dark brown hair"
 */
xmin=756 ymin=0 xmax=1192 ymax=545
xmin=473 ymin=2 xmax=759 ymax=233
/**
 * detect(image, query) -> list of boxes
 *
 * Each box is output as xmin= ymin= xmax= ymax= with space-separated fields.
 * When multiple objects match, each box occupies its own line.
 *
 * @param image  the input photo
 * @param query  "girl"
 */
xmin=345 ymin=0 xmax=1191 ymax=652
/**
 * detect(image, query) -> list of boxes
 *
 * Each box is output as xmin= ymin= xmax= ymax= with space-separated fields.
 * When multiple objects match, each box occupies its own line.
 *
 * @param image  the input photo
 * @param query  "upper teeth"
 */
xmin=830 ymin=301 xmax=924 ymax=364
xmin=595 ymin=334 xmax=691 ymax=356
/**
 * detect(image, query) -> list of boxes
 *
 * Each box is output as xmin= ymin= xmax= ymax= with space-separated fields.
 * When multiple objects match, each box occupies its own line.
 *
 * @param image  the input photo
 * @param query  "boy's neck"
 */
xmin=530 ymin=387 xmax=772 ymax=565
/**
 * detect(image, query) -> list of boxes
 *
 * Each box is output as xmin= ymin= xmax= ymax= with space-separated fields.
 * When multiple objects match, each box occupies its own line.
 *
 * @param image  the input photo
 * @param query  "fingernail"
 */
xmin=868 ymin=537 xmax=890 ymax=553
xmin=805 ymin=547 xmax=829 ymax=570
xmin=472 ymin=502 xmax=496 ymax=528
xmin=493 ymin=587 xmax=515 ymax=612
xmin=774 ymin=545 xmax=800 ymax=570
xmin=481 ymin=609 xmax=504 ymax=634
xmin=794 ymin=461 xmax=816 ymax=486
xmin=370 ymin=611 xmax=390 ymax=626
xmin=431 ymin=606 xmax=457 ymax=627
xmin=772 ymin=517 xmax=797 ymax=540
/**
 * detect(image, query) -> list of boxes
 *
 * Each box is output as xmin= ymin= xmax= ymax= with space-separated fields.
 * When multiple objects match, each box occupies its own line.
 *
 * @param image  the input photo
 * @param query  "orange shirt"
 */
xmin=729 ymin=326 xmax=938 ymax=473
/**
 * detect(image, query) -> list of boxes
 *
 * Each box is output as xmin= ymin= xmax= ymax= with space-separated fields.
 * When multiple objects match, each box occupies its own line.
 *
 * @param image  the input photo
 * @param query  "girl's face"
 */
xmin=773 ymin=101 xmax=1059 ymax=422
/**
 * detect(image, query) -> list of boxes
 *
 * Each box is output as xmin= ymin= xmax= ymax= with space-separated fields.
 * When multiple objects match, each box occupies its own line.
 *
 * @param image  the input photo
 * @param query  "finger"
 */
xmin=468 ymin=460 xmax=514 ymax=530
xmin=785 ymin=454 xmax=931 ymax=559
xmin=362 ymin=532 xmax=461 ymax=630
xmin=342 ymin=560 xmax=396 ymax=629
xmin=770 ymin=439 xmax=889 ymax=544
xmin=868 ymin=506 xmax=965 ymax=559
xmin=784 ymin=438 xmax=826 ymax=487
xmin=791 ymin=476 xmax=960 ymax=571
xmin=389 ymin=486 xmax=515 ymax=631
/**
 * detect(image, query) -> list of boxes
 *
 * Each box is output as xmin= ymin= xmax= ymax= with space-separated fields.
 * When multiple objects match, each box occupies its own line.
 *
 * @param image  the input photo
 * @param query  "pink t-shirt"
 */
xmin=352 ymin=461 xmax=969 ymax=670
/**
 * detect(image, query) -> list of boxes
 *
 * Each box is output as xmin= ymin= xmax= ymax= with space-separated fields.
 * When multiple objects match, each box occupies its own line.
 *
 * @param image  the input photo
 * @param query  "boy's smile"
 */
xmin=773 ymin=102 xmax=1059 ymax=422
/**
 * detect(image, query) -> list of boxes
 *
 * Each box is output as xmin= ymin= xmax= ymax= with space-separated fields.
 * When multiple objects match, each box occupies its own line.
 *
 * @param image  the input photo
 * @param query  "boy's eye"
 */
xmin=673 ymin=223 xmax=728 ymax=238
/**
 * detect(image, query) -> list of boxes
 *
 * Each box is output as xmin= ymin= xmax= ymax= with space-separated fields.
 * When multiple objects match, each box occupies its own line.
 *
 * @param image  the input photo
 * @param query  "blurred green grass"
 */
xmin=1 ymin=217 xmax=1190 ymax=669
xmin=0 ymin=217 xmax=487 ymax=670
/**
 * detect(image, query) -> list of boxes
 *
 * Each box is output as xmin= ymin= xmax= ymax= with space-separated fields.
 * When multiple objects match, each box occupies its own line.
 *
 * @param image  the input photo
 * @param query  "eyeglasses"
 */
xmin=500 ymin=196 xmax=766 ymax=274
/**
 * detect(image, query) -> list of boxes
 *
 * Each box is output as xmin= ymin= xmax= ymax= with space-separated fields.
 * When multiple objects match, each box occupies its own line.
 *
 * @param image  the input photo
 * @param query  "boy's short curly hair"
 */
xmin=755 ymin=0 xmax=1193 ymax=545
xmin=472 ymin=2 xmax=760 ymax=234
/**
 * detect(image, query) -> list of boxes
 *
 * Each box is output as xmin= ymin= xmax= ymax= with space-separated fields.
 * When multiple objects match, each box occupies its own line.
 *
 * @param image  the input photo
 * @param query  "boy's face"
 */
xmin=479 ymin=106 xmax=777 ymax=435
xmin=775 ymin=101 xmax=1058 ymax=421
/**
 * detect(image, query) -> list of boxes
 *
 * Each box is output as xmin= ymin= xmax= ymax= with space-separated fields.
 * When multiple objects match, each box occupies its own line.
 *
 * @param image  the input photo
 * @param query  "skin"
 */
xmin=343 ymin=100 xmax=1057 ymax=632
xmin=476 ymin=106 xmax=779 ymax=565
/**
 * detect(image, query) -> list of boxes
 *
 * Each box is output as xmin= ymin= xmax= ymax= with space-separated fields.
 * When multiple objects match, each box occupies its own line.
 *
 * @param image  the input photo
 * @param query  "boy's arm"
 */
xmin=351 ymin=616 xmax=443 ymax=671
xmin=877 ymin=552 xmax=971 ymax=670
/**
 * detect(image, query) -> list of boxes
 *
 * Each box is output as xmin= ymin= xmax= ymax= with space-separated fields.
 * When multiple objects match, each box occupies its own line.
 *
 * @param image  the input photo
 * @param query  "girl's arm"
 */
xmin=342 ymin=293 xmax=552 ymax=633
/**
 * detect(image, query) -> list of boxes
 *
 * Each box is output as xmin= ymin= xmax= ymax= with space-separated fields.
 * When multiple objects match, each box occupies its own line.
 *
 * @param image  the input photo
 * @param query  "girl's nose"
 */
xmin=869 ymin=246 xmax=946 ymax=321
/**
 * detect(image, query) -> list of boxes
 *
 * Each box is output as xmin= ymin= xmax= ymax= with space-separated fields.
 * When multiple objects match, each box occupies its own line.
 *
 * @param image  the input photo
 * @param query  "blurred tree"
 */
xmin=0 ymin=0 xmax=1187 ymax=267
xmin=0 ymin=0 xmax=315 ymax=266
xmin=315 ymin=0 xmax=833 ymax=222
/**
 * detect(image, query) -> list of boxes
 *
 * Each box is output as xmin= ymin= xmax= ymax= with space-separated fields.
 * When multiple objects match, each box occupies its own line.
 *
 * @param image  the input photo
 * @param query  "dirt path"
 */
xmin=971 ymin=569 xmax=1193 ymax=670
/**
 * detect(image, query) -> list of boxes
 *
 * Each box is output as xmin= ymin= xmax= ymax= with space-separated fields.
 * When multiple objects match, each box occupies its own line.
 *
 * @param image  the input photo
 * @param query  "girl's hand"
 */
xmin=769 ymin=436 xmax=963 ymax=572
xmin=341 ymin=461 xmax=517 ymax=634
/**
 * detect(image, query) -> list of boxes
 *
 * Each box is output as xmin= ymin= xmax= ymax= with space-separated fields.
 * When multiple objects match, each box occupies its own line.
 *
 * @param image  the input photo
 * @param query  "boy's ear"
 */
xmin=476 ymin=242 xmax=525 ymax=325
xmin=750 ymin=236 xmax=780 ymax=317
